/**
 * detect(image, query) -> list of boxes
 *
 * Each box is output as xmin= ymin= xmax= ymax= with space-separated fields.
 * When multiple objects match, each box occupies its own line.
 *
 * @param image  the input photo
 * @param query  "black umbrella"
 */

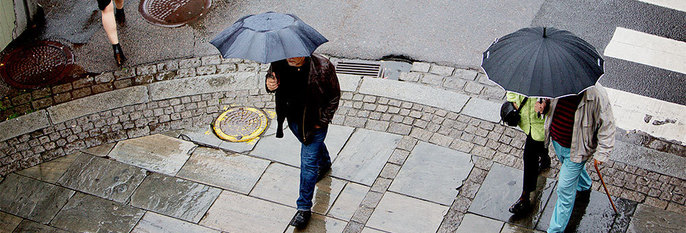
xmin=210 ymin=12 xmax=328 ymax=64
xmin=481 ymin=27 xmax=604 ymax=98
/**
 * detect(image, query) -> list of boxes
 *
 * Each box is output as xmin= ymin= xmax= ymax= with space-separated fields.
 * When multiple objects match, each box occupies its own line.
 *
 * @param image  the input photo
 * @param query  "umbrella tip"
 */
xmin=543 ymin=27 xmax=547 ymax=38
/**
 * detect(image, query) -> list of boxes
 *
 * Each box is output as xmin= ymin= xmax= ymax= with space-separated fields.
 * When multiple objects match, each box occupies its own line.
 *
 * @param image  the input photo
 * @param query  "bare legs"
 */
xmin=102 ymin=2 xmax=118 ymax=45
xmin=101 ymin=1 xmax=126 ymax=66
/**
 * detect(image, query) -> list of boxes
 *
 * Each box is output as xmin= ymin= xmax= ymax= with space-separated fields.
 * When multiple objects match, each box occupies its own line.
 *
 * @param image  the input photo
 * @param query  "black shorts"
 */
xmin=97 ymin=0 xmax=112 ymax=11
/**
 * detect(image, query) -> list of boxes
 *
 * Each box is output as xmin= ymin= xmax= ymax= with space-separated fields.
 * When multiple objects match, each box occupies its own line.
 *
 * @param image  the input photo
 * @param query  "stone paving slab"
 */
xmin=57 ymin=153 xmax=147 ymax=203
xmin=331 ymin=129 xmax=402 ymax=185
xmin=82 ymin=142 xmax=116 ymax=157
xmin=251 ymin=125 xmax=354 ymax=167
xmin=611 ymin=140 xmax=686 ymax=180
xmin=338 ymin=74 xmax=363 ymax=92
xmin=131 ymin=212 xmax=221 ymax=233
xmin=51 ymin=192 xmax=145 ymax=233
xmin=627 ymin=204 xmax=685 ymax=233
xmin=389 ymin=142 xmax=473 ymax=205
xmin=456 ymin=213 xmax=504 ymax=233
xmin=130 ymin=173 xmax=221 ymax=223
xmin=177 ymin=147 xmax=269 ymax=194
xmin=200 ymin=191 xmax=295 ymax=233
xmin=358 ymin=77 xmax=470 ymax=113
xmin=148 ymin=73 xmax=258 ymax=101
xmin=536 ymin=189 xmax=637 ymax=232
xmin=461 ymin=97 xmax=502 ymax=123
xmin=0 ymin=211 xmax=22 ymax=232
xmin=12 ymin=220 xmax=69 ymax=233
xmin=16 ymin=153 xmax=78 ymax=184
xmin=328 ymin=182 xmax=369 ymax=221
xmin=285 ymin=213 xmax=347 ymax=233
xmin=501 ymin=223 xmax=545 ymax=233
xmin=47 ymin=86 xmax=149 ymax=124
xmin=361 ymin=228 xmax=385 ymax=233
xmin=0 ymin=173 xmax=74 ymax=224
xmin=0 ymin=110 xmax=49 ymax=141
xmin=179 ymin=126 xmax=224 ymax=148
xmin=250 ymin=163 xmax=346 ymax=215
xmin=108 ymin=134 xmax=196 ymax=176
xmin=366 ymin=192 xmax=448 ymax=233
xmin=468 ymin=163 xmax=555 ymax=229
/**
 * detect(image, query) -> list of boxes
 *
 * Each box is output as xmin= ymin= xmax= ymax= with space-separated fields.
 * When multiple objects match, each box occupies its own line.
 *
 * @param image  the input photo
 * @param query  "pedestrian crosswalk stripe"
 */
xmin=604 ymin=27 xmax=686 ymax=74
xmin=636 ymin=0 xmax=686 ymax=12
xmin=605 ymin=87 xmax=686 ymax=143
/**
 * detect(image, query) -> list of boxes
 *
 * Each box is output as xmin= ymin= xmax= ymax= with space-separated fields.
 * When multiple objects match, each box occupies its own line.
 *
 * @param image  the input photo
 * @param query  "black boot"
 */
xmin=113 ymin=43 xmax=126 ymax=66
xmin=289 ymin=210 xmax=311 ymax=229
xmin=115 ymin=8 xmax=125 ymax=25
xmin=509 ymin=194 xmax=531 ymax=215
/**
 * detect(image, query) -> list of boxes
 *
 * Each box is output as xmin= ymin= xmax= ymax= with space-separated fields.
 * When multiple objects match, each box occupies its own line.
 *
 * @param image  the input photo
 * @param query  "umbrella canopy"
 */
xmin=481 ymin=27 xmax=604 ymax=98
xmin=210 ymin=12 xmax=328 ymax=64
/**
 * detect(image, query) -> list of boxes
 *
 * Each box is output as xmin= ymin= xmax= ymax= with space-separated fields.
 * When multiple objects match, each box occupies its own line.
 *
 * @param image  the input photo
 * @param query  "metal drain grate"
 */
xmin=139 ymin=0 xmax=211 ymax=27
xmin=335 ymin=61 xmax=381 ymax=77
xmin=213 ymin=107 xmax=269 ymax=142
xmin=0 ymin=40 xmax=74 ymax=89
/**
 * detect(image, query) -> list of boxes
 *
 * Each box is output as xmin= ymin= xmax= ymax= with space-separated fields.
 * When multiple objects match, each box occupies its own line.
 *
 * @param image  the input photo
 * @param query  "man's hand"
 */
xmin=314 ymin=124 xmax=321 ymax=129
xmin=266 ymin=72 xmax=279 ymax=91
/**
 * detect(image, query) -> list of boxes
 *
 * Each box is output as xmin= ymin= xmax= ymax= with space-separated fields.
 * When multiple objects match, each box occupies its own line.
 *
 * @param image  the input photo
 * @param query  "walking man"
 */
xmin=536 ymin=84 xmax=615 ymax=233
xmin=265 ymin=54 xmax=340 ymax=229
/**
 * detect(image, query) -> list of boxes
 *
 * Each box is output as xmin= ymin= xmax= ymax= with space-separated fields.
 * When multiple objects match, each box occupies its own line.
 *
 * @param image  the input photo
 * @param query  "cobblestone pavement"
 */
xmin=0 ymin=56 xmax=685 ymax=232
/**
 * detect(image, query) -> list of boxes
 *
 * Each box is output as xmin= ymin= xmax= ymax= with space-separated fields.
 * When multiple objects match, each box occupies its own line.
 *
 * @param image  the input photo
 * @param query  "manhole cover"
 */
xmin=0 ymin=40 xmax=74 ymax=89
xmin=139 ymin=0 xmax=211 ymax=27
xmin=213 ymin=107 xmax=269 ymax=142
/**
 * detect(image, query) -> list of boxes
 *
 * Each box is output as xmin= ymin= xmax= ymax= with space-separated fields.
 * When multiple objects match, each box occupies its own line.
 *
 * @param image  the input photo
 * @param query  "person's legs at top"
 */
xmin=100 ymin=1 xmax=126 ymax=66
xmin=548 ymin=140 xmax=588 ymax=233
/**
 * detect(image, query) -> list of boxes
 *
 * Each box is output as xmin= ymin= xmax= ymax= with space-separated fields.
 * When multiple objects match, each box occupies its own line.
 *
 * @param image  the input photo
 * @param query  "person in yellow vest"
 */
xmin=506 ymin=92 xmax=551 ymax=214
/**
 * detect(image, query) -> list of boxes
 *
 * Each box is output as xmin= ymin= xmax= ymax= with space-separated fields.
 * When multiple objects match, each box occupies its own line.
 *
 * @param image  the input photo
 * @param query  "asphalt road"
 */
xmin=34 ymin=0 xmax=685 ymax=105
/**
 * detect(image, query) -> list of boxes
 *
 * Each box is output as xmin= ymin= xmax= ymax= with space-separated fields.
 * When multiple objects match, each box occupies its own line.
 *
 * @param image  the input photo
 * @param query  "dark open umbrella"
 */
xmin=210 ymin=12 xmax=328 ymax=64
xmin=481 ymin=27 xmax=604 ymax=98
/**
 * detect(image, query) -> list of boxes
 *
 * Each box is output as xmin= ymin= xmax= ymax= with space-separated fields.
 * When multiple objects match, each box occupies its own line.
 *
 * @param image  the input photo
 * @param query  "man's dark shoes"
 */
xmin=113 ymin=43 xmax=126 ymax=66
xmin=317 ymin=163 xmax=331 ymax=182
xmin=577 ymin=188 xmax=592 ymax=203
xmin=115 ymin=8 xmax=125 ymax=25
xmin=289 ymin=210 xmax=311 ymax=229
xmin=509 ymin=197 xmax=531 ymax=215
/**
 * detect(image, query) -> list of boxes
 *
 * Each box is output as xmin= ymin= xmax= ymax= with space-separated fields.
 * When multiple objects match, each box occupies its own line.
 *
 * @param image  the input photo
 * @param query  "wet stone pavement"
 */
xmin=0 ymin=118 xmax=682 ymax=233
xmin=0 ymin=58 xmax=685 ymax=232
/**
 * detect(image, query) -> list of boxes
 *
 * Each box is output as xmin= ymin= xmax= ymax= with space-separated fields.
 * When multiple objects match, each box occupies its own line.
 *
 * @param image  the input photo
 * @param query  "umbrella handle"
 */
xmin=594 ymin=161 xmax=619 ymax=214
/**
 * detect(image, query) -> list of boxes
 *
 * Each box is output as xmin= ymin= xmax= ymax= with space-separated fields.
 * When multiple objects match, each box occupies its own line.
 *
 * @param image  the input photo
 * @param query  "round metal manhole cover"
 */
xmin=213 ymin=107 xmax=269 ymax=142
xmin=0 ymin=41 xmax=75 ymax=89
xmin=139 ymin=0 xmax=211 ymax=27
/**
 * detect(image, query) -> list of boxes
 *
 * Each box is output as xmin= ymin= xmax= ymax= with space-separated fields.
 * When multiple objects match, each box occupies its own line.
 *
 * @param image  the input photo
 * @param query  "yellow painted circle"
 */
xmin=213 ymin=107 xmax=269 ymax=142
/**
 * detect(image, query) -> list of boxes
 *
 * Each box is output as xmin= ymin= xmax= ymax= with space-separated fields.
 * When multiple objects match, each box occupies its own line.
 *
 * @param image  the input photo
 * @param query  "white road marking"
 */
xmin=636 ymin=0 xmax=686 ymax=12
xmin=606 ymin=87 xmax=686 ymax=143
xmin=604 ymin=27 xmax=686 ymax=74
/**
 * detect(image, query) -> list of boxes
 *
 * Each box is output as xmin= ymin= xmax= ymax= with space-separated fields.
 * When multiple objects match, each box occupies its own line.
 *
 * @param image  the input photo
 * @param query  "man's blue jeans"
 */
xmin=548 ymin=140 xmax=592 ymax=233
xmin=288 ymin=122 xmax=331 ymax=211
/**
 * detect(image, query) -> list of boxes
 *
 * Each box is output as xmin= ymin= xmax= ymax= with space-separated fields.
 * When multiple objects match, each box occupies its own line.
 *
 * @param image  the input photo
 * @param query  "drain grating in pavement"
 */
xmin=139 ymin=0 xmax=211 ymax=27
xmin=335 ymin=61 xmax=381 ymax=77
xmin=213 ymin=107 xmax=268 ymax=142
xmin=0 ymin=40 xmax=74 ymax=89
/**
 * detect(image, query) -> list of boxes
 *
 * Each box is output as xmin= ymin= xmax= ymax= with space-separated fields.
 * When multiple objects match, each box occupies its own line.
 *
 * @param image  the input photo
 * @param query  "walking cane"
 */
xmin=594 ymin=159 xmax=618 ymax=214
